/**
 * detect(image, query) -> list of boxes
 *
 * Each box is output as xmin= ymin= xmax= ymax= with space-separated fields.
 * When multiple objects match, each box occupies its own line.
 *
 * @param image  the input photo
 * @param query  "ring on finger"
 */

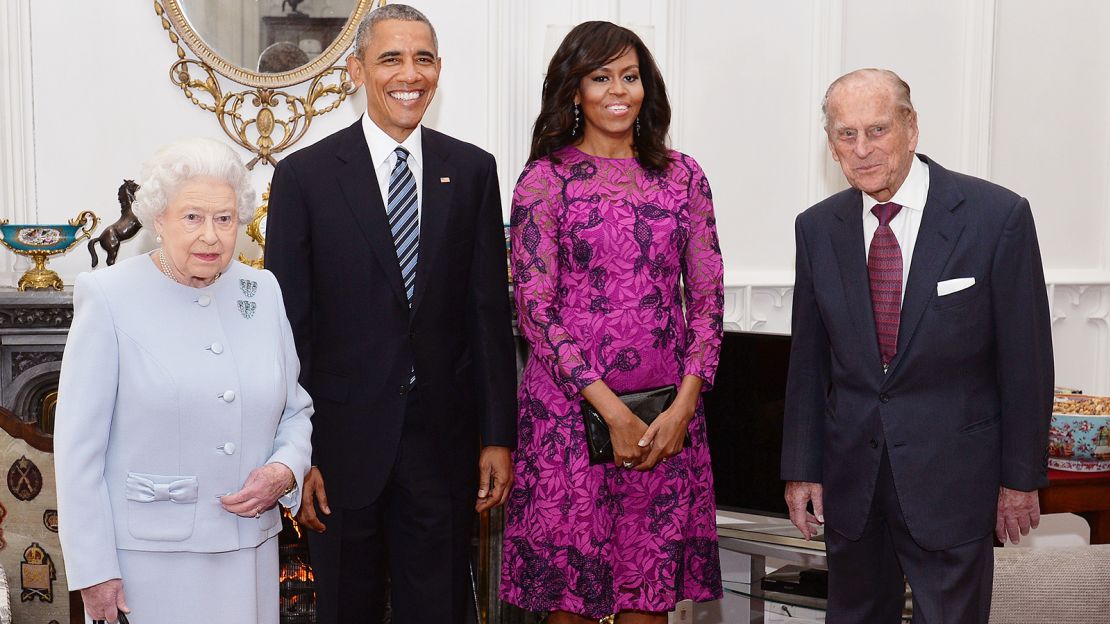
xmin=622 ymin=460 xmax=634 ymax=469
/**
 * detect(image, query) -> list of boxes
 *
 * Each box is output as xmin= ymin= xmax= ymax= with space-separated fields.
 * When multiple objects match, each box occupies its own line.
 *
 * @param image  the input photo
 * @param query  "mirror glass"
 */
xmin=178 ymin=0 xmax=359 ymax=74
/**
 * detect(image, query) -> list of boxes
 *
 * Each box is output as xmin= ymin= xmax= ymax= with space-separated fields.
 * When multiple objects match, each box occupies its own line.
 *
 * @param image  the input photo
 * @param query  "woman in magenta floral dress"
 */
xmin=500 ymin=21 xmax=725 ymax=624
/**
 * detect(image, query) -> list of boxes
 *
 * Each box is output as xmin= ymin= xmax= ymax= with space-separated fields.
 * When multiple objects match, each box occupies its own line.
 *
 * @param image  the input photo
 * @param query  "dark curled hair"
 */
xmin=528 ymin=21 xmax=672 ymax=171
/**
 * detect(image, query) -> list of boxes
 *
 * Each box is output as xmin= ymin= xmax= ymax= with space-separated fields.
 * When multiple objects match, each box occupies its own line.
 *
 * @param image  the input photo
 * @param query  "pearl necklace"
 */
xmin=156 ymin=249 xmax=221 ymax=287
xmin=157 ymin=249 xmax=183 ymax=284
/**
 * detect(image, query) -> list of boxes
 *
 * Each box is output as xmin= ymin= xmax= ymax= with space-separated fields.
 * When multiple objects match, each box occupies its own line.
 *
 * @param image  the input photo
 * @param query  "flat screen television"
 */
xmin=703 ymin=329 xmax=793 ymax=518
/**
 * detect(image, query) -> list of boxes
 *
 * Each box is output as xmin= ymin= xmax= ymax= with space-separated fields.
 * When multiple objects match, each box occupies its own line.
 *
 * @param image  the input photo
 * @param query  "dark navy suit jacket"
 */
xmin=265 ymin=120 xmax=517 ymax=508
xmin=781 ymin=154 xmax=1053 ymax=551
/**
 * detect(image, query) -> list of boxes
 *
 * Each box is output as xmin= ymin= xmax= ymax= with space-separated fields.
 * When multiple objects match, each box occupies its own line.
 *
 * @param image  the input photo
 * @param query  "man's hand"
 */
xmin=294 ymin=466 xmax=330 ymax=532
xmin=476 ymin=446 xmax=513 ymax=512
xmin=220 ymin=462 xmax=295 ymax=518
xmin=784 ymin=481 xmax=825 ymax=540
xmin=996 ymin=486 xmax=1040 ymax=544
xmin=81 ymin=578 xmax=129 ymax=623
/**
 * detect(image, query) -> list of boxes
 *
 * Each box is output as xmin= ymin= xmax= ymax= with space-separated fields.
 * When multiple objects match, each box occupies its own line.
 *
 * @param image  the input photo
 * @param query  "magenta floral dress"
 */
xmin=500 ymin=146 xmax=725 ymax=617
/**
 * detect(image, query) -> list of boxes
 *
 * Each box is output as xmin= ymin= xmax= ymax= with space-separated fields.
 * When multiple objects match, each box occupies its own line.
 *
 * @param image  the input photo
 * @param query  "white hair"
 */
xmin=132 ymin=138 xmax=256 ymax=227
xmin=822 ymin=68 xmax=916 ymax=132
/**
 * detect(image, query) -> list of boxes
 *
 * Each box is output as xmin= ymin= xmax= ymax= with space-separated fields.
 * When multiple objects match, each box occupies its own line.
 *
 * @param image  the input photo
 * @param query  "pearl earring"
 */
xmin=156 ymin=234 xmax=163 ymax=244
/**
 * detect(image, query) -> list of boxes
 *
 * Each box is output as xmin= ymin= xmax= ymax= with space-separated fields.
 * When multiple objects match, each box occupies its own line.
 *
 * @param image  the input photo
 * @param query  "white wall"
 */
xmin=3 ymin=0 xmax=1110 ymax=391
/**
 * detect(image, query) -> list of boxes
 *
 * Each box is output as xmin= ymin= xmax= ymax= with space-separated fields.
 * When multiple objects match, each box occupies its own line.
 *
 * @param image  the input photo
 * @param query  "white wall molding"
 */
xmin=722 ymin=284 xmax=793 ymax=335
xmin=1050 ymin=283 xmax=1110 ymax=395
xmin=0 ymin=0 xmax=37 ymax=287
xmin=958 ymin=0 xmax=997 ymax=178
xmin=664 ymin=0 xmax=687 ymax=149
xmin=807 ymin=0 xmax=844 ymax=207
xmin=487 ymin=0 xmax=530 ymax=215
xmin=725 ymin=278 xmax=1110 ymax=395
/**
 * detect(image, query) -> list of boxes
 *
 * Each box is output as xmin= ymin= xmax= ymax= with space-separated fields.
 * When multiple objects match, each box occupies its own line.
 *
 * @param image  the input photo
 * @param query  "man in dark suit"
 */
xmin=781 ymin=68 xmax=1053 ymax=623
xmin=265 ymin=4 xmax=516 ymax=622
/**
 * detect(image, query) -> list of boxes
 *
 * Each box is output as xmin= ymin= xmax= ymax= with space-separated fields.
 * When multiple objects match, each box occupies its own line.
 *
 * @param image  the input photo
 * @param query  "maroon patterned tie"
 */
xmin=868 ymin=202 xmax=903 ymax=368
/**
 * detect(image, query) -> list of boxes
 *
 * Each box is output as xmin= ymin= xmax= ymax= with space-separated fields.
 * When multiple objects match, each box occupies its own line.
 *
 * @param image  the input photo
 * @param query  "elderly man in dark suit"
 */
xmin=265 ymin=4 xmax=516 ymax=622
xmin=781 ymin=68 xmax=1054 ymax=623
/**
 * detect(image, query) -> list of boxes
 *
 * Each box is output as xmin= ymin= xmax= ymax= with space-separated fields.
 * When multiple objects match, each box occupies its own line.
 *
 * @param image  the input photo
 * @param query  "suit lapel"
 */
xmin=410 ymin=129 xmax=456 ymax=315
xmin=334 ymin=121 xmax=408 ymax=305
xmin=884 ymin=156 xmax=967 ymax=380
xmin=828 ymin=189 xmax=883 ymax=369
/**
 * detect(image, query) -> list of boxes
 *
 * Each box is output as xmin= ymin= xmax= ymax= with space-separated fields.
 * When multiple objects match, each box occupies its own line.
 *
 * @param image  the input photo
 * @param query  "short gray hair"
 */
xmin=822 ymin=68 xmax=915 ymax=132
xmin=132 ymin=138 xmax=256 ymax=227
xmin=352 ymin=3 xmax=438 ymax=60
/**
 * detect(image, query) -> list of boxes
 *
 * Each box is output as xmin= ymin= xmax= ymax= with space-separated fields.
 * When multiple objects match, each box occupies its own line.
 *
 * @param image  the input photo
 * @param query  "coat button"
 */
xmin=218 ymin=442 xmax=236 ymax=455
xmin=869 ymin=439 xmax=879 ymax=449
xmin=219 ymin=390 xmax=236 ymax=402
xmin=879 ymin=393 xmax=890 ymax=403
xmin=197 ymin=295 xmax=212 ymax=307
xmin=208 ymin=342 xmax=224 ymax=355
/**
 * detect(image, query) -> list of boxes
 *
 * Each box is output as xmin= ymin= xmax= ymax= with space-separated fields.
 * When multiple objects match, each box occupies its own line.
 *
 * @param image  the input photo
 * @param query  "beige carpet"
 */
xmin=990 ymin=545 xmax=1110 ymax=623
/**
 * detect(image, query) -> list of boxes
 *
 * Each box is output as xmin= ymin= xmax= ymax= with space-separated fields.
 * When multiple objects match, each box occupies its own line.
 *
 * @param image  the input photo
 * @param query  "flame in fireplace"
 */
xmin=280 ymin=557 xmax=315 ymax=584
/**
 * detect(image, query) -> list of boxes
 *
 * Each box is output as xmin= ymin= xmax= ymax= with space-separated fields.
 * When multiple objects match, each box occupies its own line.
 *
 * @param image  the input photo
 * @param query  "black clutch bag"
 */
xmin=581 ymin=384 xmax=686 ymax=465
xmin=94 ymin=612 xmax=130 ymax=624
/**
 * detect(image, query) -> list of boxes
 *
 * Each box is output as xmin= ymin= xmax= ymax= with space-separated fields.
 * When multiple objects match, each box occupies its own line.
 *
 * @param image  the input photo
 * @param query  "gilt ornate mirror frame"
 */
xmin=153 ymin=0 xmax=381 ymax=168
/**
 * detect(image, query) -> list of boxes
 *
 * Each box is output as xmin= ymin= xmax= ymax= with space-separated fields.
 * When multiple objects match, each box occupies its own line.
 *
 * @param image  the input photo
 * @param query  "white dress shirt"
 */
xmin=862 ymin=155 xmax=930 ymax=302
xmin=361 ymin=113 xmax=424 ymax=220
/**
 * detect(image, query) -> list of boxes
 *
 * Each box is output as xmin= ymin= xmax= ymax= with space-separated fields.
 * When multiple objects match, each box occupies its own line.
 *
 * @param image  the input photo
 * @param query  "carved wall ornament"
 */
xmin=238 ymin=185 xmax=269 ymax=268
xmin=0 ymin=307 xmax=73 ymax=329
xmin=11 ymin=350 xmax=62 ymax=379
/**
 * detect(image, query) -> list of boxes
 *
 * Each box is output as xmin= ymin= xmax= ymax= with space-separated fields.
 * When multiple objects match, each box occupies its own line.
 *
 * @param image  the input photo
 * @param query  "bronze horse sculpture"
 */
xmin=89 ymin=179 xmax=142 ymax=267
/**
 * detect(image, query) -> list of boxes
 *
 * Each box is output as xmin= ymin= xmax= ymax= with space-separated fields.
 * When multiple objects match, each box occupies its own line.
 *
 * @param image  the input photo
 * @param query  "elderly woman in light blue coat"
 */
xmin=54 ymin=137 xmax=313 ymax=624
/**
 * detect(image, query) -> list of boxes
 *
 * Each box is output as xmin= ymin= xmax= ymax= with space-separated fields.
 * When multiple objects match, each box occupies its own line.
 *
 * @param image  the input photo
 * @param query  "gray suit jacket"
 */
xmin=55 ymin=254 xmax=313 ymax=590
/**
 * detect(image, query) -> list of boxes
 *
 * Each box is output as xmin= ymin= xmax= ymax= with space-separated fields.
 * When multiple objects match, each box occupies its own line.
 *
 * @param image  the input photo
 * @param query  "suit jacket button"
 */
xmin=220 ymin=390 xmax=236 ymax=402
xmin=197 ymin=294 xmax=212 ymax=307
xmin=879 ymin=393 xmax=890 ymax=403
xmin=869 ymin=439 xmax=879 ymax=449
xmin=208 ymin=342 xmax=224 ymax=355
xmin=399 ymin=384 xmax=408 ymax=395
xmin=218 ymin=442 xmax=236 ymax=455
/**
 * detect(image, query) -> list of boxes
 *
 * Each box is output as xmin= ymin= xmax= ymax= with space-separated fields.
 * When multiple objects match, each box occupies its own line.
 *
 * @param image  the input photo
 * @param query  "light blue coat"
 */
xmin=54 ymin=254 xmax=313 ymax=591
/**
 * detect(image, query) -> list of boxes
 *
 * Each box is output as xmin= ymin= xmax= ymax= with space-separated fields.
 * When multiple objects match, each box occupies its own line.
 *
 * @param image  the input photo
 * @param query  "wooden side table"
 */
xmin=1040 ymin=469 xmax=1110 ymax=544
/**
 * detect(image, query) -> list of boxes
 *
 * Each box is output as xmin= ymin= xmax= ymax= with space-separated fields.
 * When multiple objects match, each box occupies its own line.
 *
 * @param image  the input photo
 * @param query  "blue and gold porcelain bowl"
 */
xmin=0 ymin=211 xmax=99 ymax=291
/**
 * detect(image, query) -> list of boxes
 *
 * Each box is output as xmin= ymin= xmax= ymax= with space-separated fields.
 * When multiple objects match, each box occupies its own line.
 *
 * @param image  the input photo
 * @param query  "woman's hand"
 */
xmin=607 ymin=409 xmax=651 ymax=469
xmin=581 ymin=381 xmax=649 ymax=469
xmin=81 ymin=578 xmax=129 ymax=622
xmin=636 ymin=375 xmax=703 ymax=470
xmin=635 ymin=402 xmax=694 ymax=470
xmin=220 ymin=462 xmax=295 ymax=518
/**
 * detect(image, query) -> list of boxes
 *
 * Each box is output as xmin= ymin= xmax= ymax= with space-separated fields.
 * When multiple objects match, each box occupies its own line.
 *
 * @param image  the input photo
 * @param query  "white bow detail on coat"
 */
xmin=125 ymin=473 xmax=199 ymax=503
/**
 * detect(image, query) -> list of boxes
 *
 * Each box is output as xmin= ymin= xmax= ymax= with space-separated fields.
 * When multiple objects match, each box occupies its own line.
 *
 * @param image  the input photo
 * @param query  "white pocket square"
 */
xmin=937 ymin=277 xmax=975 ymax=297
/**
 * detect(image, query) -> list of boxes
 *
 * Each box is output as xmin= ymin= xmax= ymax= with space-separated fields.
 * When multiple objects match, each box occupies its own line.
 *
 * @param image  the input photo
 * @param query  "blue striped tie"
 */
xmin=388 ymin=147 xmax=419 ymax=386
xmin=388 ymin=147 xmax=419 ymax=305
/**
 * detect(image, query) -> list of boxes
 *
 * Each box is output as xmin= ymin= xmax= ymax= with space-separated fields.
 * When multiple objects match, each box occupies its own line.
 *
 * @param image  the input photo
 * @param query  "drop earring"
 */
xmin=156 ymin=234 xmax=163 ymax=244
xmin=635 ymin=117 xmax=641 ymax=137
xmin=572 ymin=104 xmax=581 ymax=135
